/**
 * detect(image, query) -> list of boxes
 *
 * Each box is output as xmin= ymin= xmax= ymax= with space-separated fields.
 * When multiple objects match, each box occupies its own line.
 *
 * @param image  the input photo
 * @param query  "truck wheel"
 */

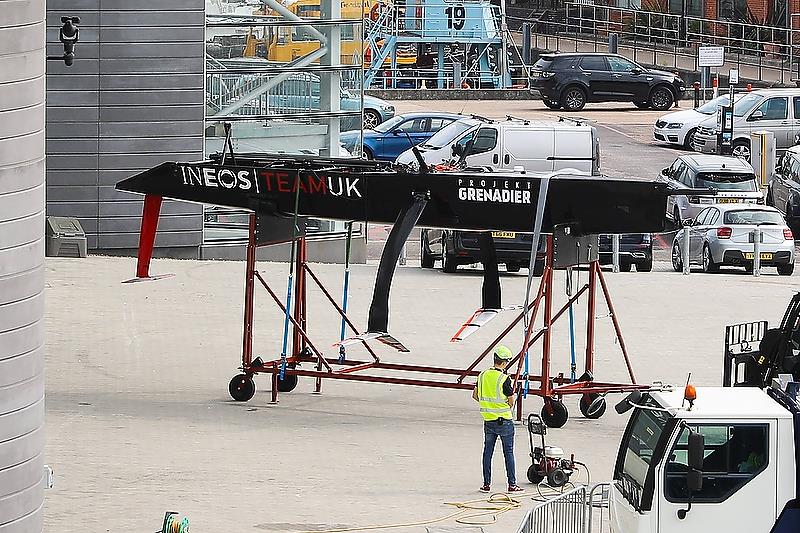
xmin=579 ymin=394 xmax=606 ymax=419
xmin=527 ymin=465 xmax=545 ymax=484
xmin=420 ymin=233 xmax=435 ymax=268
xmin=636 ymin=257 xmax=653 ymax=272
xmin=541 ymin=399 xmax=568 ymax=428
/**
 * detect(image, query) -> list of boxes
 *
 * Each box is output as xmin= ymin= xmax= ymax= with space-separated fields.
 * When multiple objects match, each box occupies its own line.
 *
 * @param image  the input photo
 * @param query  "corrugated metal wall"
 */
xmin=0 ymin=0 xmax=47 ymax=532
xmin=45 ymin=0 xmax=205 ymax=251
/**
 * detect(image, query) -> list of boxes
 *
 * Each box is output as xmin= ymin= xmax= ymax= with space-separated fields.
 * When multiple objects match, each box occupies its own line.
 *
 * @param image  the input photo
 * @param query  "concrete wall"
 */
xmin=0 ymin=1 xmax=47 ymax=532
xmin=45 ymin=0 xmax=205 ymax=252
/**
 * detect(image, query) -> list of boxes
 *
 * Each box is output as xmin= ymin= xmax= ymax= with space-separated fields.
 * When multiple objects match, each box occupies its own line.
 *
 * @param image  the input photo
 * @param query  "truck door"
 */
xmin=502 ymin=128 xmax=553 ymax=172
xmin=657 ymin=421 xmax=777 ymax=533
xmin=463 ymin=127 xmax=498 ymax=168
xmin=552 ymin=128 xmax=593 ymax=174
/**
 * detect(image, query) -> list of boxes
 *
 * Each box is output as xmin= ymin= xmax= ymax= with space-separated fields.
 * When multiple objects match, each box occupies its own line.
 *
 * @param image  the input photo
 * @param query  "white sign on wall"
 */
xmin=698 ymin=46 xmax=725 ymax=67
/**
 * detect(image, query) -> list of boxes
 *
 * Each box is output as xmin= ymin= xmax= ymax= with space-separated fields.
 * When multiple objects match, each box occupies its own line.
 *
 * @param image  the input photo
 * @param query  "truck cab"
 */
xmin=611 ymin=385 xmax=798 ymax=533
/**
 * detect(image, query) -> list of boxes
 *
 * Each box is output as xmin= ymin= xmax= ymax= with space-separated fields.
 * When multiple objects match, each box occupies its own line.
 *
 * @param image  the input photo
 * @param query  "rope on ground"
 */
xmin=296 ymin=486 xmax=573 ymax=533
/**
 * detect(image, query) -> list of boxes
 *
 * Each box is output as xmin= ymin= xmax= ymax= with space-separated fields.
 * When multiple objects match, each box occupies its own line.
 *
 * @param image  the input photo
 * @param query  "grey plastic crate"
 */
xmin=45 ymin=216 xmax=87 ymax=258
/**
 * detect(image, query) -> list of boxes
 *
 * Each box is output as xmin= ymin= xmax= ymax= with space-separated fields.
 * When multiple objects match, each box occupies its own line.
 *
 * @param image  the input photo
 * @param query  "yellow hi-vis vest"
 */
xmin=477 ymin=368 xmax=512 ymax=421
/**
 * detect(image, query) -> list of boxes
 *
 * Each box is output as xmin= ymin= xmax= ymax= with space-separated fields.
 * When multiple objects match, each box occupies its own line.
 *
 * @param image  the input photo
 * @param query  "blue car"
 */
xmin=340 ymin=112 xmax=463 ymax=161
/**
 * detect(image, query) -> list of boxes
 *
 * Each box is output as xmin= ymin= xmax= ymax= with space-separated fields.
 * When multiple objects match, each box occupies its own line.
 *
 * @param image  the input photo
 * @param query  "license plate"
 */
xmin=745 ymin=252 xmax=773 ymax=260
xmin=491 ymin=231 xmax=516 ymax=239
xmin=717 ymin=198 xmax=740 ymax=204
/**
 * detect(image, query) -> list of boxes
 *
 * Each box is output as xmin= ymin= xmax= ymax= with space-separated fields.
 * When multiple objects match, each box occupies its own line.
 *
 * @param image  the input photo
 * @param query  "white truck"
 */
xmin=609 ymin=379 xmax=799 ymax=533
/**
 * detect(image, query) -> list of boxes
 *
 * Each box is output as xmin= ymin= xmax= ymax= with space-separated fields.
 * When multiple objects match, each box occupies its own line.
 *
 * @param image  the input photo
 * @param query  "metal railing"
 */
xmin=516 ymin=483 xmax=611 ymax=533
xmin=518 ymin=4 xmax=800 ymax=84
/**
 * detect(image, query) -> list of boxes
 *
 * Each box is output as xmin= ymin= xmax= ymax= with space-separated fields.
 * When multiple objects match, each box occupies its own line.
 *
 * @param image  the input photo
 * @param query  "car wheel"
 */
xmin=702 ymin=244 xmax=719 ymax=273
xmin=543 ymin=100 xmax=561 ymax=110
xmin=648 ymin=86 xmax=674 ymax=111
xmin=362 ymin=147 xmax=374 ymax=160
xmin=442 ymin=241 xmax=458 ymax=273
xmin=561 ymin=86 xmax=587 ymax=111
xmin=618 ymin=261 xmax=632 ymax=272
xmin=684 ymin=128 xmax=697 ymax=150
xmin=672 ymin=241 xmax=683 ymax=272
xmin=506 ymin=263 xmax=521 ymax=273
xmin=636 ymin=257 xmax=653 ymax=272
xmin=420 ymin=232 xmax=435 ymax=269
xmin=778 ymin=262 xmax=795 ymax=276
xmin=732 ymin=140 xmax=751 ymax=161
xmin=633 ymin=101 xmax=650 ymax=109
xmin=363 ymin=109 xmax=381 ymax=129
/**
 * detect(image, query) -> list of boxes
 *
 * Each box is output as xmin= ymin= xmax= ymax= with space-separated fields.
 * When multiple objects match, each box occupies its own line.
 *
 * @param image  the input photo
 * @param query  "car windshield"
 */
xmin=695 ymin=172 xmax=758 ymax=191
xmin=724 ymin=210 xmax=785 ymax=225
xmin=696 ymin=95 xmax=732 ymax=115
xmin=733 ymin=93 xmax=762 ymax=117
xmin=621 ymin=404 xmax=670 ymax=490
xmin=373 ymin=116 xmax=404 ymax=133
xmin=421 ymin=120 xmax=477 ymax=148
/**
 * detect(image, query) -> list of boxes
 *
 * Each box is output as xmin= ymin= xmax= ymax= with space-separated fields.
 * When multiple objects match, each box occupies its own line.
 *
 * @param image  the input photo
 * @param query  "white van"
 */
xmin=395 ymin=116 xmax=600 ymax=175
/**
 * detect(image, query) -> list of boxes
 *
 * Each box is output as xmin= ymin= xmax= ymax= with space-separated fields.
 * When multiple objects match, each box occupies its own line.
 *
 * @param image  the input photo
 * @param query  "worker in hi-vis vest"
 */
xmin=472 ymin=345 xmax=524 ymax=493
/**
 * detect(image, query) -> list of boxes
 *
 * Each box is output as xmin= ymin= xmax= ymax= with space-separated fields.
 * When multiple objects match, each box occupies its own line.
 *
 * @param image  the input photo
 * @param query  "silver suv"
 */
xmin=658 ymin=154 xmax=763 ymax=224
xmin=692 ymin=88 xmax=800 ymax=160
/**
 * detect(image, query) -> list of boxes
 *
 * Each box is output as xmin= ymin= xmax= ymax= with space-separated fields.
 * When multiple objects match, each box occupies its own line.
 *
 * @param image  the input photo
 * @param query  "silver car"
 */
xmin=659 ymin=154 xmax=763 ymax=224
xmin=671 ymin=204 xmax=795 ymax=275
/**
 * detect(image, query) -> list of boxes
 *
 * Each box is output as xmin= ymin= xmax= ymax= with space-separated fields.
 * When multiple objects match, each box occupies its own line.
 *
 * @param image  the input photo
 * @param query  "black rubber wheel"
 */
xmin=543 ymin=100 xmax=561 ymax=110
xmin=363 ymin=109 xmax=382 ymax=130
xmin=702 ymin=244 xmax=719 ymax=273
xmin=229 ymin=374 xmax=256 ymax=401
xmin=579 ymin=394 xmax=607 ymax=419
xmin=277 ymin=373 xmax=298 ymax=393
xmin=633 ymin=101 xmax=650 ymax=109
xmin=778 ymin=263 xmax=795 ymax=276
xmin=684 ymin=128 xmax=697 ymax=150
xmin=672 ymin=241 xmax=683 ymax=272
xmin=648 ymin=86 xmax=674 ymax=111
xmin=420 ymin=233 xmax=435 ymax=269
xmin=618 ymin=261 xmax=632 ymax=272
xmin=442 ymin=242 xmax=458 ymax=273
xmin=527 ymin=465 xmax=545 ymax=484
xmin=636 ymin=258 xmax=653 ymax=272
xmin=532 ymin=259 xmax=545 ymax=277
xmin=732 ymin=140 xmax=751 ymax=161
xmin=506 ymin=263 xmax=521 ymax=273
xmin=362 ymin=147 xmax=374 ymax=160
xmin=547 ymin=468 xmax=569 ymax=487
xmin=541 ymin=400 xmax=568 ymax=428
xmin=561 ymin=86 xmax=587 ymax=111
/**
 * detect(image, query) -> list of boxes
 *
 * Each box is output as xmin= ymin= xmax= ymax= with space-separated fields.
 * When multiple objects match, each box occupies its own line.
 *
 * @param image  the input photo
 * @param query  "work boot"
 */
xmin=507 ymin=485 xmax=525 ymax=493
xmin=479 ymin=484 xmax=490 ymax=493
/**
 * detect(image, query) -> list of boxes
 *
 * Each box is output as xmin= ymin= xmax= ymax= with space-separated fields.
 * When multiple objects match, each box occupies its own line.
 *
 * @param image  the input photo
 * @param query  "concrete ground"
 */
xmin=44 ymin=253 xmax=798 ymax=532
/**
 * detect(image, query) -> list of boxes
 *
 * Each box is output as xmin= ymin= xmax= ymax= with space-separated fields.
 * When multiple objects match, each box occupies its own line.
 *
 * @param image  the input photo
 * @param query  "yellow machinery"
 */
xmin=244 ymin=0 xmax=415 ymax=66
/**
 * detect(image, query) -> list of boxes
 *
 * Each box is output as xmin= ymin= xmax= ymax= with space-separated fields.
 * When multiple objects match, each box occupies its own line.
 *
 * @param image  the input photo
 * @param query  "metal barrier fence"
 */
xmin=517 ymin=4 xmax=800 ymax=84
xmin=516 ymin=483 xmax=612 ymax=533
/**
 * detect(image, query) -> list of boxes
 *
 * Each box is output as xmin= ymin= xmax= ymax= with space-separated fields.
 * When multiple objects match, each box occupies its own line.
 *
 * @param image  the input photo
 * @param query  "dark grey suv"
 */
xmin=530 ymin=53 xmax=686 ymax=112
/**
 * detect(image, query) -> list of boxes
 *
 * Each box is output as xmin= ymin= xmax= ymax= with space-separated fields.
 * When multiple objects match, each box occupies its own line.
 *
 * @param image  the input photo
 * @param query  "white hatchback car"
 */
xmin=653 ymin=94 xmax=734 ymax=149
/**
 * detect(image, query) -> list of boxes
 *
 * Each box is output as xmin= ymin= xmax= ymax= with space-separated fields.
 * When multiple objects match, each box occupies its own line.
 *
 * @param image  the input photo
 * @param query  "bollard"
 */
xmin=522 ymin=24 xmax=531 ymax=65
xmin=712 ymin=76 xmax=719 ymax=98
xmin=612 ymin=234 xmax=620 ymax=273
xmin=752 ymin=228 xmax=761 ymax=276
xmin=747 ymin=83 xmax=752 ymax=91
xmin=608 ymin=33 xmax=618 ymax=54
xmin=693 ymin=82 xmax=700 ymax=109
xmin=682 ymin=226 xmax=691 ymax=275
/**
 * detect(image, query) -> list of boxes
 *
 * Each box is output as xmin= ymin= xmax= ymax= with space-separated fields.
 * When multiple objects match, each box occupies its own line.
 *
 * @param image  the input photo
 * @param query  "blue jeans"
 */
xmin=482 ymin=418 xmax=516 ymax=486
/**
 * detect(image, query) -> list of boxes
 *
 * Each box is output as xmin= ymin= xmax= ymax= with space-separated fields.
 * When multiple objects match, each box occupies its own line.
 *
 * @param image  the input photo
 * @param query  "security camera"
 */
xmin=58 ymin=16 xmax=81 ymax=66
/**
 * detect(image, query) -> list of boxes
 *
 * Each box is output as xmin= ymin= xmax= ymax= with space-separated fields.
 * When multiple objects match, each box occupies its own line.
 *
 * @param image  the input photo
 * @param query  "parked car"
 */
xmin=658 ymin=154 xmax=763 ymax=225
xmin=598 ymin=234 xmax=653 ymax=272
xmin=396 ymin=116 xmax=600 ymax=175
xmin=530 ymin=52 xmax=686 ymax=112
xmin=671 ymin=204 xmax=794 ymax=275
xmin=339 ymin=112 xmax=462 ymax=161
xmin=768 ymin=144 xmax=800 ymax=233
xmin=421 ymin=230 xmax=545 ymax=275
xmin=692 ymin=88 xmax=800 ymax=160
xmin=654 ymin=94 xmax=737 ymax=149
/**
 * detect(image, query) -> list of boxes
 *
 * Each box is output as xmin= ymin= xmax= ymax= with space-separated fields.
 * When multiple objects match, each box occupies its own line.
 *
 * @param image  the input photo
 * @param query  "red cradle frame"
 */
xmin=236 ymin=214 xmax=652 ymax=421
